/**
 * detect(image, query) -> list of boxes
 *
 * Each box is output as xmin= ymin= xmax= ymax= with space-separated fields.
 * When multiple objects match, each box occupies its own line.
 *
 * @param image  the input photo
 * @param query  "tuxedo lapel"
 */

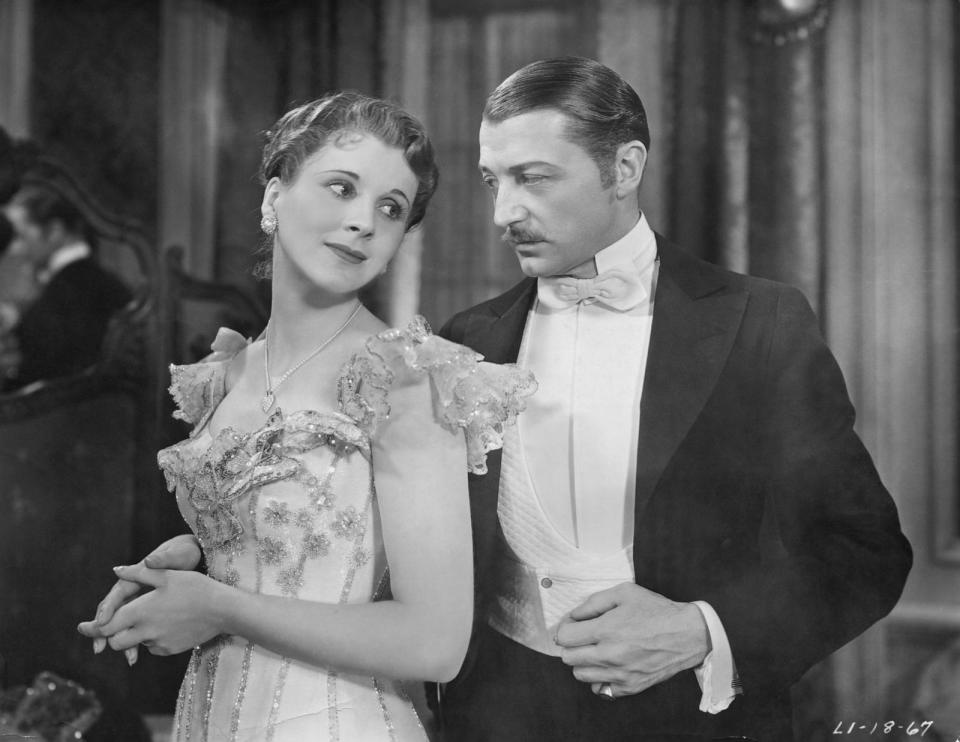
xmin=457 ymin=279 xmax=537 ymax=597
xmin=461 ymin=279 xmax=536 ymax=365
xmin=633 ymin=242 xmax=748 ymax=520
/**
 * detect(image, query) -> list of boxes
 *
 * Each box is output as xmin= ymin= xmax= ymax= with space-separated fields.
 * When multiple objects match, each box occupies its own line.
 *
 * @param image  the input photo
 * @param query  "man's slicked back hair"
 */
xmin=483 ymin=57 xmax=650 ymax=187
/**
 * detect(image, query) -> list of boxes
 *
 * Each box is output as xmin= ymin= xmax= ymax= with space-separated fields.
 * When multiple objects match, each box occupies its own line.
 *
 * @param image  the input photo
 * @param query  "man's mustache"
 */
xmin=501 ymin=227 xmax=546 ymax=245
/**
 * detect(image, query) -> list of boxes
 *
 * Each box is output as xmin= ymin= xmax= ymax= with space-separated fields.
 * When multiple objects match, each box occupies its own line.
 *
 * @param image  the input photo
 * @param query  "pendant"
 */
xmin=261 ymin=390 xmax=276 ymax=413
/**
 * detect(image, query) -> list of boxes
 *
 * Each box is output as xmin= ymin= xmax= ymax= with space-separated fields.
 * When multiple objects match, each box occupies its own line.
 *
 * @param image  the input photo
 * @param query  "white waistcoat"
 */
xmin=487 ymin=420 xmax=634 ymax=657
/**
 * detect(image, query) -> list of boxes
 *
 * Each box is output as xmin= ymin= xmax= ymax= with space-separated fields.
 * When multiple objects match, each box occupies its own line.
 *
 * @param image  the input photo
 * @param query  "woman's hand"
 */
xmin=93 ymin=563 xmax=227 ymax=657
xmin=77 ymin=534 xmax=203 ymax=664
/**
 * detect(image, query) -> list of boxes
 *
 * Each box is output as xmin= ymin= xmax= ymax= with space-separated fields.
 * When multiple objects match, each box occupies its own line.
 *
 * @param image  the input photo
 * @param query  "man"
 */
xmin=432 ymin=57 xmax=911 ymax=741
xmin=2 ymin=186 xmax=131 ymax=388
xmin=0 ymin=213 xmax=24 ymax=381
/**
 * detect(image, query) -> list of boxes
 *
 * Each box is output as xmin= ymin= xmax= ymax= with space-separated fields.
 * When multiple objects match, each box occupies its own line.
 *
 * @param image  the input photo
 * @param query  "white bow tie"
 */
xmin=537 ymin=267 xmax=647 ymax=311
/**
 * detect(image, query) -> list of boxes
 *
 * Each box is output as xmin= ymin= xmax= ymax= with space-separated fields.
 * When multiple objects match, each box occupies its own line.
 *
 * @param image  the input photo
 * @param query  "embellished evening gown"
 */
xmin=157 ymin=317 xmax=535 ymax=742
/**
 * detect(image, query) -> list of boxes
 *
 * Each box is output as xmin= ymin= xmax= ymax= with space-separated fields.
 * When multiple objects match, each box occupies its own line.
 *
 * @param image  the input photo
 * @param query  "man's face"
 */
xmin=478 ymin=109 xmax=622 ymax=278
xmin=3 ymin=204 xmax=48 ymax=260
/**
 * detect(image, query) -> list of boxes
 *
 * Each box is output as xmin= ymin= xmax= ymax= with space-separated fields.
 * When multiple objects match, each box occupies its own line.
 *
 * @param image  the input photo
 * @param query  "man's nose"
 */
xmin=492 ymin=185 xmax=527 ymax=228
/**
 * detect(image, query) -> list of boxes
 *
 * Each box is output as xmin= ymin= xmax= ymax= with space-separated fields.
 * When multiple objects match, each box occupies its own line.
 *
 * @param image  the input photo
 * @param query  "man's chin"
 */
xmin=516 ymin=254 xmax=554 ymax=278
xmin=518 ymin=260 xmax=548 ymax=278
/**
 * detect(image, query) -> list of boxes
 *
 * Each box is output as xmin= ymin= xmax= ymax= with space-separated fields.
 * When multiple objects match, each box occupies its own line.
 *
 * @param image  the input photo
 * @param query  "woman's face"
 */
xmin=263 ymin=132 xmax=419 ymax=298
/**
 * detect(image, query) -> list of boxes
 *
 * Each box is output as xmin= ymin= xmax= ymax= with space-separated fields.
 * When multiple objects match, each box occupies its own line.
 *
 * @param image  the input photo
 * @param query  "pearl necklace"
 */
xmin=261 ymin=302 xmax=363 ymax=413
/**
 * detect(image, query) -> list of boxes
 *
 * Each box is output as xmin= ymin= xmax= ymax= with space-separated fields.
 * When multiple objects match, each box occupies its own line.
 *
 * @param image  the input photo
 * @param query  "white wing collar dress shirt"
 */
xmin=522 ymin=214 xmax=737 ymax=713
xmin=39 ymin=241 xmax=91 ymax=284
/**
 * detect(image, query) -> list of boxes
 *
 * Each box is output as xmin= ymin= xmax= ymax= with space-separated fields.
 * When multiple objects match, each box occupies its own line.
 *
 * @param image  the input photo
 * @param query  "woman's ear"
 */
xmin=261 ymin=177 xmax=282 ymax=215
xmin=613 ymin=141 xmax=647 ymax=200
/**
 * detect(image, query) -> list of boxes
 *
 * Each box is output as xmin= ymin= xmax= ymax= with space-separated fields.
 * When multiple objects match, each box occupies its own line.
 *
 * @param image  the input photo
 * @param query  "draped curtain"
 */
xmin=160 ymin=0 xmax=385 ymax=288
xmin=663 ymin=0 xmax=826 ymax=305
xmin=417 ymin=1 xmax=595 ymax=328
xmin=822 ymin=0 xmax=959 ymax=731
xmin=159 ymin=0 xmax=229 ymax=280
xmin=0 ymin=0 xmax=33 ymax=139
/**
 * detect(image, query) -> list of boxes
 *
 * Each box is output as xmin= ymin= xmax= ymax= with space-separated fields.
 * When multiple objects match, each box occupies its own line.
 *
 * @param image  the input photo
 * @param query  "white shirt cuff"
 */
xmin=691 ymin=600 xmax=741 ymax=714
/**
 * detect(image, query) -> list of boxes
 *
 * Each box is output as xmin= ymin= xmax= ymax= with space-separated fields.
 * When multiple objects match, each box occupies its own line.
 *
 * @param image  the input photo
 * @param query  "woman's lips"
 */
xmin=326 ymin=242 xmax=367 ymax=264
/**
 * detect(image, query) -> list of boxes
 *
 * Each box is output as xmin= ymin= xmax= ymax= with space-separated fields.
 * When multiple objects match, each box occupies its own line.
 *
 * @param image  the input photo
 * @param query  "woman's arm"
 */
xmin=93 ymin=374 xmax=474 ymax=682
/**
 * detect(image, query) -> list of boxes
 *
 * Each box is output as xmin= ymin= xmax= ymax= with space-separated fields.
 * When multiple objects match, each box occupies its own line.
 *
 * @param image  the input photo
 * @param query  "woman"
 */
xmin=78 ymin=92 xmax=534 ymax=741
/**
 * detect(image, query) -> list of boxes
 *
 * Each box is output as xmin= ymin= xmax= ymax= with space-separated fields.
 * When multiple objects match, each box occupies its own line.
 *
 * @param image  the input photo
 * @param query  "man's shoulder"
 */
xmin=59 ymin=258 xmax=132 ymax=299
xmin=657 ymin=236 xmax=808 ymax=306
xmin=461 ymin=277 xmax=536 ymax=316
xmin=439 ymin=278 xmax=535 ymax=340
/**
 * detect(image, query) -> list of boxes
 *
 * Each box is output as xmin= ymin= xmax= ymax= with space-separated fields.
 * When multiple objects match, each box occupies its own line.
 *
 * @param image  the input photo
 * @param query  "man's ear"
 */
xmin=613 ymin=141 xmax=647 ymax=200
xmin=44 ymin=220 xmax=68 ymax=250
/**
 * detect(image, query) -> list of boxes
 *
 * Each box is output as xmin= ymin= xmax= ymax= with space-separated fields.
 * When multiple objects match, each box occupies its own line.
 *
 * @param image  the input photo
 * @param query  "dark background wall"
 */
xmin=31 ymin=0 xmax=160 ymax=229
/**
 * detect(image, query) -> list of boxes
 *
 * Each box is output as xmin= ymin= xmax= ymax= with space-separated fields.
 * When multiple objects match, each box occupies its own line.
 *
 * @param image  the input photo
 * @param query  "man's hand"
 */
xmin=77 ymin=534 xmax=202 ymax=664
xmin=555 ymin=582 xmax=711 ymax=698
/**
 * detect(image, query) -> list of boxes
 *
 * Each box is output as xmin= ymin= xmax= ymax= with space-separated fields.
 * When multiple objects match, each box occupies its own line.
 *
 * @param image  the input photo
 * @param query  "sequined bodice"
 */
xmin=159 ymin=409 xmax=379 ymax=603
xmin=155 ymin=317 xmax=535 ymax=742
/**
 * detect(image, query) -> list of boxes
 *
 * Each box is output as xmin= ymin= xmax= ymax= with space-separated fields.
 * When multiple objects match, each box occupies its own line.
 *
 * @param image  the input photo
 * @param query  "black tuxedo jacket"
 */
xmin=437 ymin=236 xmax=911 ymax=739
xmin=12 ymin=257 xmax=131 ymax=387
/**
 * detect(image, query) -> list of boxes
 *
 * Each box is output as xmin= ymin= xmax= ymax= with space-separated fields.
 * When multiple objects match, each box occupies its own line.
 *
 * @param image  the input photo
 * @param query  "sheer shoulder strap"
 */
xmin=338 ymin=316 xmax=536 ymax=474
xmin=168 ymin=327 xmax=250 ymax=430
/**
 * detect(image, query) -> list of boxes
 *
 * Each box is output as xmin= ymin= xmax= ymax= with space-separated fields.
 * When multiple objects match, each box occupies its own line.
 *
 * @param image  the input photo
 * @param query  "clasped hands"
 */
xmin=77 ymin=534 xmax=217 ymax=665
xmin=79 ymin=538 xmax=709 ymax=696
xmin=554 ymin=582 xmax=711 ymax=699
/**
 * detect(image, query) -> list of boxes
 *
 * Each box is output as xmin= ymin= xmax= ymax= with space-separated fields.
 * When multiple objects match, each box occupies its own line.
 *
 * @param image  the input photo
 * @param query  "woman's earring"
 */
xmin=260 ymin=213 xmax=278 ymax=235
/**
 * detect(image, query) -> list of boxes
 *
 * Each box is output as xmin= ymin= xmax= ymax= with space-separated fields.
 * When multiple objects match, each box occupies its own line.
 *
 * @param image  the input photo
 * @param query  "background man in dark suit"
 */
xmin=434 ymin=56 xmax=912 ymax=742
xmin=2 ymin=186 xmax=130 ymax=388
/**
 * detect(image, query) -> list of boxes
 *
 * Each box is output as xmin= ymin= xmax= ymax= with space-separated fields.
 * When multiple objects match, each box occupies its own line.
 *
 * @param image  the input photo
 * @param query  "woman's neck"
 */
xmin=266 ymin=270 xmax=363 ymax=370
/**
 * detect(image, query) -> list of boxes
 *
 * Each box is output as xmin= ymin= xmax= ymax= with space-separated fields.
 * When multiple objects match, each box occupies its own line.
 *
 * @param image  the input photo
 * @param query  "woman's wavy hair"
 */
xmin=255 ymin=91 xmax=439 ymax=279
xmin=260 ymin=91 xmax=438 ymax=229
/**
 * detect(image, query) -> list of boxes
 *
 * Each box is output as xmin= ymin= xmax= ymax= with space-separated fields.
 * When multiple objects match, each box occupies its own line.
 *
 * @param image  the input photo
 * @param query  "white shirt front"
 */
xmin=518 ymin=214 xmax=737 ymax=713
xmin=522 ymin=216 xmax=656 ymax=552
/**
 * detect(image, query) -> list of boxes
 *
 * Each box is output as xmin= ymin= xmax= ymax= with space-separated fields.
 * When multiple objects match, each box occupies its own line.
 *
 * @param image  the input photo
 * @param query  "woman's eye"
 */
xmin=328 ymin=181 xmax=355 ymax=198
xmin=519 ymin=174 xmax=546 ymax=186
xmin=378 ymin=201 xmax=405 ymax=221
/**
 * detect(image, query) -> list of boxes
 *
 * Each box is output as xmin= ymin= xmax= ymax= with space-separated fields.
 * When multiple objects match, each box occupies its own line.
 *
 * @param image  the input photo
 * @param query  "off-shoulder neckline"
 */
xmin=184 ymin=317 xmax=435 ymax=441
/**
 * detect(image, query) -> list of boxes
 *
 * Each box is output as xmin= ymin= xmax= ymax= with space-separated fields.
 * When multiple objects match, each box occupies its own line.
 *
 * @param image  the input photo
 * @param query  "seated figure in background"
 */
xmin=0 ymin=212 xmax=29 ymax=382
xmin=1 ymin=186 xmax=131 ymax=389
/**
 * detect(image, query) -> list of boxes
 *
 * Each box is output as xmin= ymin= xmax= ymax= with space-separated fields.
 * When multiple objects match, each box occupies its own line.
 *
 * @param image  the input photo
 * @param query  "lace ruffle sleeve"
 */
xmin=338 ymin=316 xmax=536 ymax=474
xmin=168 ymin=327 xmax=250 ymax=430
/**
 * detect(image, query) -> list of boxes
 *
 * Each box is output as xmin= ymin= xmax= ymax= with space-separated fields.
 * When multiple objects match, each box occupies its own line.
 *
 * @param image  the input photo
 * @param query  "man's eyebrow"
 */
xmin=477 ymin=162 xmax=558 ymax=173
xmin=508 ymin=162 xmax=556 ymax=173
